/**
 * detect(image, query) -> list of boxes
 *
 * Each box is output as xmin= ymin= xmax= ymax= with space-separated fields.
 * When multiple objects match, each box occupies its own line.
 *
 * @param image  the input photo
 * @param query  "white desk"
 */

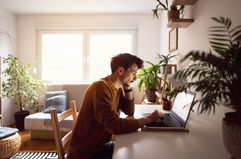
xmin=113 ymin=104 xmax=230 ymax=159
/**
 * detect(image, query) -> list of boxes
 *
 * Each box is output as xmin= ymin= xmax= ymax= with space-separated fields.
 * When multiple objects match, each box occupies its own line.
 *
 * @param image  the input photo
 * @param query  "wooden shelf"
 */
xmin=172 ymin=0 xmax=198 ymax=5
xmin=167 ymin=18 xmax=194 ymax=28
xmin=169 ymin=0 xmax=198 ymax=28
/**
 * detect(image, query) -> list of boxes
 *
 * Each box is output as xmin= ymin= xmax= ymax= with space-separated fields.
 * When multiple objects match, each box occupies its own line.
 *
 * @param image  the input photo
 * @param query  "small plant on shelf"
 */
xmin=152 ymin=0 xmax=184 ymax=19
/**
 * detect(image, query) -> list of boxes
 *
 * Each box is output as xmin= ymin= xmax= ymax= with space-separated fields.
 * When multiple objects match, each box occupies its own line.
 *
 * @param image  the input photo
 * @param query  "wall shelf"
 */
xmin=168 ymin=0 xmax=198 ymax=28
xmin=173 ymin=0 xmax=198 ymax=5
xmin=167 ymin=18 xmax=194 ymax=28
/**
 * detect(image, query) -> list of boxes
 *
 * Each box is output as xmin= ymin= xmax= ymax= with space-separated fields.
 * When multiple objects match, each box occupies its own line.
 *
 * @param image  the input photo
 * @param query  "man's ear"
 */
xmin=117 ymin=67 xmax=125 ymax=75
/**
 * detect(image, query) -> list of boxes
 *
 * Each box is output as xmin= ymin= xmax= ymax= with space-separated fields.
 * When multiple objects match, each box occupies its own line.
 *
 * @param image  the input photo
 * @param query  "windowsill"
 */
xmin=46 ymin=82 xmax=91 ymax=86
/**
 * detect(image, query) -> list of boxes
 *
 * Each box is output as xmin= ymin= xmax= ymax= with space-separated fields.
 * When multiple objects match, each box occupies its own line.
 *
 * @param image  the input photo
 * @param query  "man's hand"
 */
xmin=122 ymin=84 xmax=133 ymax=100
xmin=138 ymin=110 xmax=164 ymax=127
xmin=123 ymin=83 xmax=132 ymax=90
xmin=146 ymin=110 xmax=164 ymax=122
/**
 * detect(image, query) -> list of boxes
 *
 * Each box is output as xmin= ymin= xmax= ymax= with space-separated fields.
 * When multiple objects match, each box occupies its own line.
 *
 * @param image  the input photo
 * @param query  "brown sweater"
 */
xmin=67 ymin=77 xmax=140 ymax=159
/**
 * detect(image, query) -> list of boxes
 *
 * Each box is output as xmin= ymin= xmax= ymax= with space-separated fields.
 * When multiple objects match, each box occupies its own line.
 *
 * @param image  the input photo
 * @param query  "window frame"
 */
xmin=37 ymin=29 xmax=137 ymax=84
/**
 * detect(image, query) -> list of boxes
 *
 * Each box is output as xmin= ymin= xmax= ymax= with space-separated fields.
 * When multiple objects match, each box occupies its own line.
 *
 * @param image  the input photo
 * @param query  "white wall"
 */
xmin=0 ymin=8 xmax=17 ymax=126
xmin=0 ymin=10 xmax=17 ymax=56
xmin=160 ymin=0 xmax=241 ymax=64
xmin=17 ymin=13 xmax=160 ymax=65
xmin=158 ymin=0 xmax=241 ymax=158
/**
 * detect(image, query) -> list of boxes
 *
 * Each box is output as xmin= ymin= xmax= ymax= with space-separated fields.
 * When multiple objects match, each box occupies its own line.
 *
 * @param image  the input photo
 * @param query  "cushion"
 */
xmin=43 ymin=90 xmax=68 ymax=113
xmin=0 ymin=127 xmax=18 ymax=139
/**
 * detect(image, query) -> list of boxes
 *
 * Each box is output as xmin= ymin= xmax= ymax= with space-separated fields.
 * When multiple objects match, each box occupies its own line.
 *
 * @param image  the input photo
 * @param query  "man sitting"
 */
xmin=68 ymin=53 xmax=163 ymax=159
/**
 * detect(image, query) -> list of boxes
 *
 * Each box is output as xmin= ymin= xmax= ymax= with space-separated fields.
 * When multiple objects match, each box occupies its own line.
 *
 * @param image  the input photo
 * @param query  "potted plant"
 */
xmin=136 ymin=61 xmax=161 ymax=102
xmin=2 ymin=54 xmax=44 ymax=130
xmin=170 ymin=17 xmax=241 ymax=158
xmin=157 ymin=53 xmax=177 ymax=110
xmin=152 ymin=0 xmax=184 ymax=20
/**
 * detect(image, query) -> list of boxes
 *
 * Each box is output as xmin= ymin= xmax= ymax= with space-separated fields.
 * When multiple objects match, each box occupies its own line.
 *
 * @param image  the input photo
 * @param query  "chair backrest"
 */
xmin=50 ymin=100 xmax=77 ymax=159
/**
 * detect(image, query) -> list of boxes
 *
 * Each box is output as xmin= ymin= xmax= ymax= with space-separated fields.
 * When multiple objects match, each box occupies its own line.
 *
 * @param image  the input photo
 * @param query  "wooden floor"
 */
xmin=18 ymin=130 xmax=58 ymax=152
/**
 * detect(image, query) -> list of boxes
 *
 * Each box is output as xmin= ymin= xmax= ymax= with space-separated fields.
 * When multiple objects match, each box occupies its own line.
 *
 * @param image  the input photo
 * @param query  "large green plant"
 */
xmin=171 ymin=17 xmax=241 ymax=116
xmin=2 ymin=54 xmax=44 ymax=112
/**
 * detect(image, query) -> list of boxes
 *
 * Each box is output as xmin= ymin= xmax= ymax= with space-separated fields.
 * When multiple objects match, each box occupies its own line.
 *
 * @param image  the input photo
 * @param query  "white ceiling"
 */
xmin=0 ymin=0 xmax=156 ymax=14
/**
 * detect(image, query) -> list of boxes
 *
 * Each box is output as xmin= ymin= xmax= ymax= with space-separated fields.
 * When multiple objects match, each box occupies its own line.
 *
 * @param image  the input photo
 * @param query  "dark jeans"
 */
xmin=91 ymin=141 xmax=115 ymax=159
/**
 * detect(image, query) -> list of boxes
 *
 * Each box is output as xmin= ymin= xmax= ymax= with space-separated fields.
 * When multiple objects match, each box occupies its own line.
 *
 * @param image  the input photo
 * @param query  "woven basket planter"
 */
xmin=0 ymin=132 xmax=21 ymax=159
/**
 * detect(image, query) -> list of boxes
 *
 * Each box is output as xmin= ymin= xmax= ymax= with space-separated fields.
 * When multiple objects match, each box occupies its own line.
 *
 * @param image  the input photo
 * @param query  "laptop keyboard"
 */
xmin=147 ymin=114 xmax=180 ymax=127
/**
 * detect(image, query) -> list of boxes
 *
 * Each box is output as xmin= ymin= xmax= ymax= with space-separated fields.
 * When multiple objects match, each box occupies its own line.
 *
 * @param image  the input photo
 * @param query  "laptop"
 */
xmin=142 ymin=91 xmax=196 ymax=132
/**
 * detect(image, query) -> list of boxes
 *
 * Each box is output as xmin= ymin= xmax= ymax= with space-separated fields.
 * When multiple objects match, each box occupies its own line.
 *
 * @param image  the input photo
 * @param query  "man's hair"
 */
xmin=110 ymin=53 xmax=144 ymax=73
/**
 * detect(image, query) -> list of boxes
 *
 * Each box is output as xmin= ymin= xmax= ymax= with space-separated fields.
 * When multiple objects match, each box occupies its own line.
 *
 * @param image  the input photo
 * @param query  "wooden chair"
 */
xmin=50 ymin=100 xmax=77 ymax=159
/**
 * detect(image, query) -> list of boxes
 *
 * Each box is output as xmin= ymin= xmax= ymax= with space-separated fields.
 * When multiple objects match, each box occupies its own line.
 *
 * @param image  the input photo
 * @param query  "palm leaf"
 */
xmin=171 ymin=17 xmax=241 ymax=115
xmin=209 ymin=37 xmax=230 ymax=42
xmin=211 ymin=17 xmax=226 ymax=24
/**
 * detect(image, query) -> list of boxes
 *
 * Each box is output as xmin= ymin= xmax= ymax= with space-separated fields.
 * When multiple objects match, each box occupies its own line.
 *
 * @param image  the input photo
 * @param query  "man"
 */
xmin=68 ymin=53 xmax=163 ymax=159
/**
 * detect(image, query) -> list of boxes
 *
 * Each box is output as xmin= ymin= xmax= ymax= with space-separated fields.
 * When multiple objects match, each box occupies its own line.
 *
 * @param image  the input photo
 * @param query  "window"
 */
xmin=38 ymin=30 xmax=136 ymax=84
xmin=41 ymin=33 xmax=84 ymax=83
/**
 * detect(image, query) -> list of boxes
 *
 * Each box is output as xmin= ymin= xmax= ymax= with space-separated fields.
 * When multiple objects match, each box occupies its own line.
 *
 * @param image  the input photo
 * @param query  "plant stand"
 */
xmin=160 ymin=64 xmax=177 ymax=103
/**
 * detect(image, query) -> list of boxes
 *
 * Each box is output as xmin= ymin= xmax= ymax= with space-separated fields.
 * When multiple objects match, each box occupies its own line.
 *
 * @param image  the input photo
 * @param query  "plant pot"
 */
xmin=145 ymin=90 xmax=157 ymax=103
xmin=222 ymin=112 xmax=241 ymax=158
xmin=162 ymin=100 xmax=172 ymax=110
xmin=167 ymin=10 xmax=180 ymax=22
xmin=14 ymin=111 xmax=30 ymax=131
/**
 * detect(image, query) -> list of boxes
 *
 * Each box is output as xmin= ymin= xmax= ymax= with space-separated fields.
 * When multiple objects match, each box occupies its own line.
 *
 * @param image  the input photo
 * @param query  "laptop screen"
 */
xmin=171 ymin=91 xmax=195 ymax=122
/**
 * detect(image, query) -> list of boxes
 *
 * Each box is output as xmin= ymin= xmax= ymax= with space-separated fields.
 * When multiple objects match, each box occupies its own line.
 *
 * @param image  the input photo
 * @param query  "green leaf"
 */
xmin=2 ymin=54 xmax=45 ymax=112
